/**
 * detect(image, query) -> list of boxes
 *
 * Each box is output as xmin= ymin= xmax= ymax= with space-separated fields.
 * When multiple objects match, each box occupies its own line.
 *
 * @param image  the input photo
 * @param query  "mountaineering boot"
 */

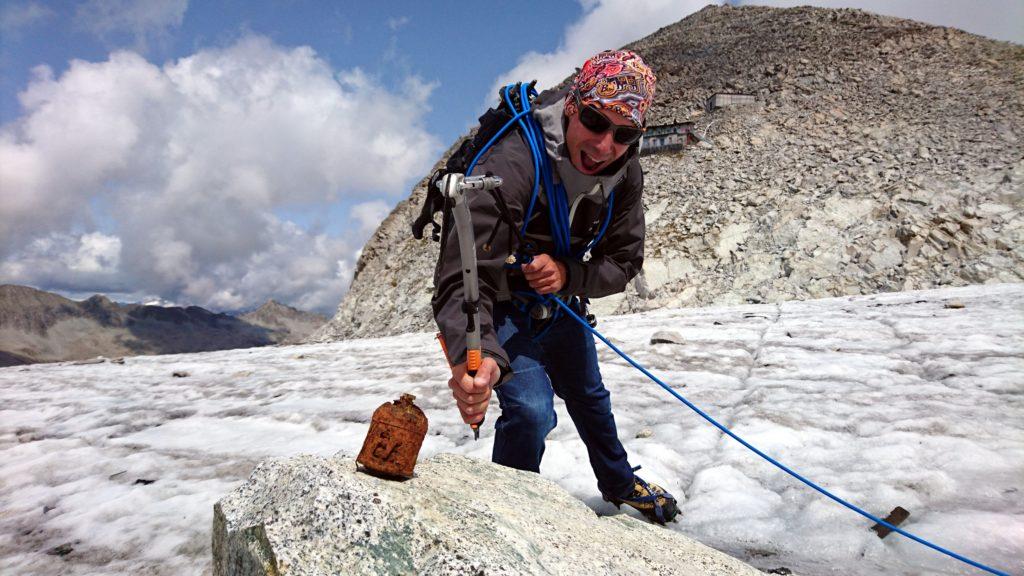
xmin=602 ymin=466 xmax=680 ymax=525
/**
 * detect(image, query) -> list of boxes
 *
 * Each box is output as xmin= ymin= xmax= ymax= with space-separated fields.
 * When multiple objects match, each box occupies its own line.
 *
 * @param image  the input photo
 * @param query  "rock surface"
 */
xmin=212 ymin=453 xmax=762 ymax=576
xmin=311 ymin=4 xmax=1023 ymax=343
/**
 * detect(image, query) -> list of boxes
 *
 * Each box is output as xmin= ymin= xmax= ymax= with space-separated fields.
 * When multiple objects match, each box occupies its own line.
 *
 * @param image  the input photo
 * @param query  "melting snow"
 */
xmin=1 ymin=284 xmax=1022 ymax=575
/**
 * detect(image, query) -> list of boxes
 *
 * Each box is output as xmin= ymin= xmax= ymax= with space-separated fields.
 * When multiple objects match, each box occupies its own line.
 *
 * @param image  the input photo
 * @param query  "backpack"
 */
xmin=411 ymin=81 xmax=536 ymax=245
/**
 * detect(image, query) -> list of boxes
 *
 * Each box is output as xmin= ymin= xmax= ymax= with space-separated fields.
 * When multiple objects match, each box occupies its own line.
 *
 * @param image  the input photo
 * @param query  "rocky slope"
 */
xmin=0 ymin=285 xmax=321 ymax=365
xmin=312 ymin=5 xmax=1023 ymax=342
xmin=213 ymin=453 xmax=762 ymax=576
xmin=238 ymin=300 xmax=327 ymax=345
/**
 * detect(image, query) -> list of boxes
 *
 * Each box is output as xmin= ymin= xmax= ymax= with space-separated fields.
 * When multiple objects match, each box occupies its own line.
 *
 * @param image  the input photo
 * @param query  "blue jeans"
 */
xmin=491 ymin=300 xmax=635 ymax=498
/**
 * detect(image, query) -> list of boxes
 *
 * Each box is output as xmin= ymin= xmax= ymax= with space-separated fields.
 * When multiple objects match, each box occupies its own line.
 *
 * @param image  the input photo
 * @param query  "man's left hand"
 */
xmin=522 ymin=254 xmax=567 ymax=295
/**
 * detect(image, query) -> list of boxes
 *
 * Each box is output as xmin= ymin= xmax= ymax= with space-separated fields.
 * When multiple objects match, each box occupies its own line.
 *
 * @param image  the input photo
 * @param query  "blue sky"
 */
xmin=1 ymin=1 xmax=585 ymax=142
xmin=0 ymin=0 xmax=1020 ymax=314
xmin=0 ymin=1 xmax=583 ymax=268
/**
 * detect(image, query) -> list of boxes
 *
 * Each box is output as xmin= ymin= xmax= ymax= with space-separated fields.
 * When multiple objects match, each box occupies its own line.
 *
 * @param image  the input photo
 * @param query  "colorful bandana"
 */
xmin=564 ymin=49 xmax=657 ymax=129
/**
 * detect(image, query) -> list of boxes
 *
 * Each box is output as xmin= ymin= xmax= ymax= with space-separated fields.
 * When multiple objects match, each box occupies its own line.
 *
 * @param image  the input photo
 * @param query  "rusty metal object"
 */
xmin=357 ymin=394 xmax=428 ymax=479
xmin=870 ymin=506 xmax=910 ymax=539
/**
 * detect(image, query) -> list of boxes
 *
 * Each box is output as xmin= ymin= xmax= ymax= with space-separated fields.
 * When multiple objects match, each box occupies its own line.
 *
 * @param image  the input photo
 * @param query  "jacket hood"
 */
xmin=532 ymin=85 xmax=636 ymax=206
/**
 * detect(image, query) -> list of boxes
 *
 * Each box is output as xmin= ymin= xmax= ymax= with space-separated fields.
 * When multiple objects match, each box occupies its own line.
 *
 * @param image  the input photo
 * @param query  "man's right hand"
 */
xmin=448 ymin=356 xmax=500 ymax=425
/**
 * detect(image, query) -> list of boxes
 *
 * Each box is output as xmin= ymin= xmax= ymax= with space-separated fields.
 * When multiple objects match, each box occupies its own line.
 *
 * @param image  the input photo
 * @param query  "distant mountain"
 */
xmin=238 ymin=300 xmax=328 ymax=345
xmin=0 ymin=285 xmax=323 ymax=366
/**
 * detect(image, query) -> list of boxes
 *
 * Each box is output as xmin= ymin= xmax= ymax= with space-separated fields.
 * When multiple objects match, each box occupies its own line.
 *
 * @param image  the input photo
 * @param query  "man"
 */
xmin=432 ymin=50 xmax=678 ymax=524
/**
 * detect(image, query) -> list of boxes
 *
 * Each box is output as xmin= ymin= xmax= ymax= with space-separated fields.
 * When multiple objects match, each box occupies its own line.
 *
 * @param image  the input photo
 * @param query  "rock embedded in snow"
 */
xmin=212 ymin=453 xmax=762 ymax=576
xmin=46 ymin=543 xmax=74 ymax=557
xmin=651 ymin=330 xmax=687 ymax=345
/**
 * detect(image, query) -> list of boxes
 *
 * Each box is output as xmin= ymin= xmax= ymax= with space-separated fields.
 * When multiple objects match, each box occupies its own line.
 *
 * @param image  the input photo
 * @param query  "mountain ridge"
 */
xmin=312 ymin=4 xmax=1023 ymax=343
xmin=0 ymin=285 xmax=326 ymax=365
xmin=238 ymin=299 xmax=328 ymax=345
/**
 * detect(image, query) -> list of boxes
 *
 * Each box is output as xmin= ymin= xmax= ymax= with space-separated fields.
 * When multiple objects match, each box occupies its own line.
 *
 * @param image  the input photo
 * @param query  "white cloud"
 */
xmin=387 ymin=16 xmax=410 ymax=32
xmin=350 ymin=200 xmax=393 ymax=237
xmin=489 ymin=0 xmax=714 ymax=102
xmin=0 ymin=36 xmax=442 ymax=314
xmin=226 ymin=219 xmax=356 ymax=313
xmin=74 ymin=0 xmax=189 ymax=52
xmin=68 ymin=232 xmax=122 ymax=273
xmin=142 ymin=296 xmax=181 ymax=307
xmin=0 ymin=232 xmax=127 ymax=291
xmin=0 ymin=1 xmax=55 ymax=34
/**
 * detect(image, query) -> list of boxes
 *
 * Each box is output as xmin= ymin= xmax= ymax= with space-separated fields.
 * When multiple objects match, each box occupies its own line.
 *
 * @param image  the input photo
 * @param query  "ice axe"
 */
xmin=437 ymin=173 xmax=503 ymax=440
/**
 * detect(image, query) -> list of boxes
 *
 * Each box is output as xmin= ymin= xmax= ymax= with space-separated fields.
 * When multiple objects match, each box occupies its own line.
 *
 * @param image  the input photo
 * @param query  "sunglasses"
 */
xmin=574 ymin=91 xmax=644 ymax=145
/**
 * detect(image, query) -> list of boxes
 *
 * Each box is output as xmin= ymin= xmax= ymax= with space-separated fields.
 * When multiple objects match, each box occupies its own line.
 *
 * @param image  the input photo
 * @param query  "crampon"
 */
xmin=603 ymin=466 xmax=680 ymax=525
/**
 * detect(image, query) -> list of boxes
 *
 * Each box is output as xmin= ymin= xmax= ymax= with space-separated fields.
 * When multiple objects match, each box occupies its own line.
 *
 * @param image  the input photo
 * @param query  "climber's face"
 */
xmin=565 ymin=100 xmax=640 ymax=175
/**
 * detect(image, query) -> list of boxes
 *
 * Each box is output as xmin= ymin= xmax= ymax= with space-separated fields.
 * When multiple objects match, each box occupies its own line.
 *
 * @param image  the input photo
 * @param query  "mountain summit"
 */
xmin=238 ymin=300 xmax=328 ymax=345
xmin=312 ymin=4 xmax=1023 ymax=343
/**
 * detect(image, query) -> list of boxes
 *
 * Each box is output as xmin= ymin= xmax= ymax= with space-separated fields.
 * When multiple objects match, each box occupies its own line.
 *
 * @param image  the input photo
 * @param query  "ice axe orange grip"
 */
xmin=466 ymin=348 xmax=484 ymax=440
xmin=436 ymin=334 xmax=485 ymax=440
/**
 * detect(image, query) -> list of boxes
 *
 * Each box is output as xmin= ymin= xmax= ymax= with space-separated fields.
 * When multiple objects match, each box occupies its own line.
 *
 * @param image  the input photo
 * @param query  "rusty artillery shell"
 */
xmin=870 ymin=506 xmax=910 ymax=539
xmin=356 ymin=393 xmax=428 ymax=479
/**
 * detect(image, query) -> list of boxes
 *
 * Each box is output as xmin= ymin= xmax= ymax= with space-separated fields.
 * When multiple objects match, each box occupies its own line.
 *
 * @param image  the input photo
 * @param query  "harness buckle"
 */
xmin=529 ymin=302 xmax=552 ymax=320
xmin=579 ymin=297 xmax=598 ymax=328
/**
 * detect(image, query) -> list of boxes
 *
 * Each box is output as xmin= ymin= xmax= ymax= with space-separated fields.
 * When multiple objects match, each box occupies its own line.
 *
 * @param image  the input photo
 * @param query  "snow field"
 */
xmin=1 ymin=283 xmax=1022 ymax=575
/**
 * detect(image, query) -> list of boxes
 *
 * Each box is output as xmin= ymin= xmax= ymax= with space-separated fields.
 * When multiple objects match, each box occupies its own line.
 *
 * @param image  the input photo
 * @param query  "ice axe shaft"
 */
xmin=435 ymin=172 xmax=503 ymax=441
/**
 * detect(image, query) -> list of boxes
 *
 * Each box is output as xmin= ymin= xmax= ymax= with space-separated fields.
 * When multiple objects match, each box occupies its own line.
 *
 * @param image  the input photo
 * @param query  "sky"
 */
xmin=0 ymin=0 xmax=1020 ymax=315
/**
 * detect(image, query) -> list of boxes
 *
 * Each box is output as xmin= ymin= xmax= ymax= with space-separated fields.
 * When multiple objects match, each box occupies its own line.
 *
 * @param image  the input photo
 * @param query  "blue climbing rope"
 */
xmin=468 ymin=82 xmax=616 ymax=263
xmin=546 ymin=296 xmax=1011 ymax=576
xmin=578 ymin=189 xmax=614 ymax=259
xmin=460 ymin=80 xmax=1008 ymax=576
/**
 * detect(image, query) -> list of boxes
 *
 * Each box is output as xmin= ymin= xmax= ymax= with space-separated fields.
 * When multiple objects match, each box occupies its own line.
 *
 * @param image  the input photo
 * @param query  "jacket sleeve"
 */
xmin=560 ymin=159 xmax=645 ymax=298
xmin=430 ymin=133 xmax=532 ymax=372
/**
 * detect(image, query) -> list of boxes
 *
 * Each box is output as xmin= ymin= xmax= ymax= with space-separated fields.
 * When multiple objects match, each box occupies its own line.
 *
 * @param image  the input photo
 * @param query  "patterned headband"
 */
xmin=564 ymin=49 xmax=657 ymax=129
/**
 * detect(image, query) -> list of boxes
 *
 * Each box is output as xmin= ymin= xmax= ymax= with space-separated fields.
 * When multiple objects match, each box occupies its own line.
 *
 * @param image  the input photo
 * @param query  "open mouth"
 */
xmin=580 ymin=150 xmax=603 ymax=172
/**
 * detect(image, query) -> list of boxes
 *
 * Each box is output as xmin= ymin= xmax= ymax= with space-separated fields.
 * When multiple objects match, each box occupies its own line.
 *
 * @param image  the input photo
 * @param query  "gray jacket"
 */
xmin=431 ymin=85 xmax=646 ymax=370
